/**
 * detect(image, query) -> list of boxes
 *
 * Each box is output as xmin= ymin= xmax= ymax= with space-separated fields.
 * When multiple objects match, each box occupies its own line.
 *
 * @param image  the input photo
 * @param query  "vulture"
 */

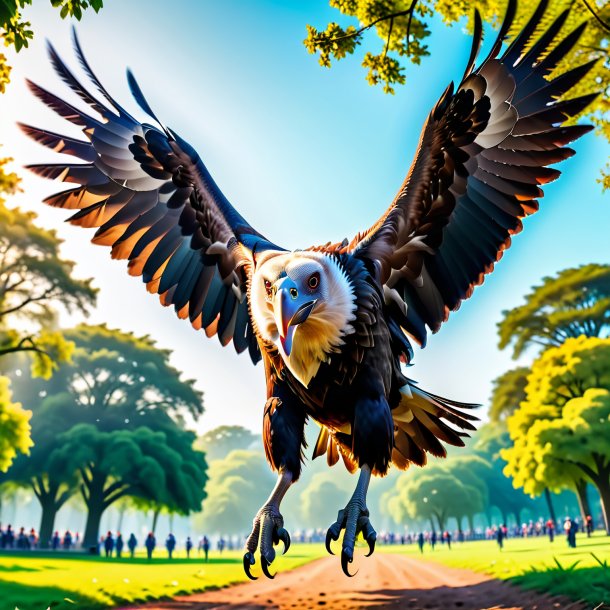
xmin=21 ymin=0 xmax=596 ymax=578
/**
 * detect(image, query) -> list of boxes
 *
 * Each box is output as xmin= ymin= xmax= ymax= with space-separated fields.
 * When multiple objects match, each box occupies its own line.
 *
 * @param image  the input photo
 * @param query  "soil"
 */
xmin=124 ymin=553 xmax=588 ymax=610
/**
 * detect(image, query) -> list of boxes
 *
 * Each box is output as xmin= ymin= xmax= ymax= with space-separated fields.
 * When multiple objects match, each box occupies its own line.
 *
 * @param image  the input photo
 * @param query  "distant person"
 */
xmin=5 ymin=524 xmax=15 ymax=548
xmin=51 ymin=531 xmax=60 ymax=551
xmin=569 ymin=518 xmax=578 ymax=548
xmin=218 ymin=536 xmax=225 ymax=554
xmin=496 ymin=527 xmax=504 ymax=550
xmin=202 ymin=535 xmax=210 ymax=562
xmin=104 ymin=531 xmax=115 ymax=558
xmin=186 ymin=536 xmax=193 ymax=558
xmin=165 ymin=533 xmax=176 ymax=559
xmin=17 ymin=527 xmax=28 ymax=549
xmin=62 ymin=530 xmax=72 ymax=550
xmin=145 ymin=532 xmax=156 ymax=560
xmin=586 ymin=515 xmax=593 ymax=537
xmin=444 ymin=530 xmax=452 ymax=550
xmin=128 ymin=533 xmax=137 ymax=558
xmin=28 ymin=528 xmax=37 ymax=549
xmin=546 ymin=519 xmax=555 ymax=543
xmin=115 ymin=533 xmax=124 ymax=558
xmin=563 ymin=517 xmax=576 ymax=548
xmin=430 ymin=531 xmax=437 ymax=550
xmin=417 ymin=532 xmax=425 ymax=554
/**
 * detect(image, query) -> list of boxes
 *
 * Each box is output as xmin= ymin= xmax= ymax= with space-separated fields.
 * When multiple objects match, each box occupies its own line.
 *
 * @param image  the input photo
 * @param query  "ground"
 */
xmin=1 ymin=534 xmax=609 ymax=610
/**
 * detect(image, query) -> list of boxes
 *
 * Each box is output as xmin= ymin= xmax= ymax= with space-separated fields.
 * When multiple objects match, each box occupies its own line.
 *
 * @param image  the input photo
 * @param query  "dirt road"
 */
xmin=127 ymin=552 xmax=588 ymax=610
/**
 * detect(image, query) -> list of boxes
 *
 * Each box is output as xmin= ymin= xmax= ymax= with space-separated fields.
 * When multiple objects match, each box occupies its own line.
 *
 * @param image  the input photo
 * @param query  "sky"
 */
xmin=0 ymin=0 xmax=608 ymax=435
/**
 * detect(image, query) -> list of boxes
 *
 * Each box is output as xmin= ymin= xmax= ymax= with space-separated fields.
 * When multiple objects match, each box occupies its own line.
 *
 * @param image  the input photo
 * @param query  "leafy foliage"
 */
xmin=196 ymin=425 xmax=259 ymax=462
xmin=0 ymin=0 xmax=103 ymax=93
xmin=306 ymin=1 xmax=610 ymax=181
xmin=502 ymin=336 xmax=610 ymax=532
xmin=0 ymin=375 xmax=31 ymax=471
xmin=489 ymin=367 xmax=529 ymax=422
xmin=299 ymin=471 xmax=350 ymax=527
xmin=195 ymin=449 xmax=274 ymax=535
xmin=498 ymin=265 xmax=610 ymax=359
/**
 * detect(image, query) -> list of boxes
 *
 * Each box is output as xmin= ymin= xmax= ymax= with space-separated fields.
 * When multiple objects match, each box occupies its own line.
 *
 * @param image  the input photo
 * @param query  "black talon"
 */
xmin=243 ymin=552 xmax=257 ymax=580
xmin=341 ymin=549 xmax=357 ymax=577
xmin=277 ymin=527 xmax=291 ymax=554
xmin=365 ymin=534 xmax=376 ymax=557
xmin=261 ymin=555 xmax=275 ymax=579
xmin=325 ymin=529 xmax=337 ymax=555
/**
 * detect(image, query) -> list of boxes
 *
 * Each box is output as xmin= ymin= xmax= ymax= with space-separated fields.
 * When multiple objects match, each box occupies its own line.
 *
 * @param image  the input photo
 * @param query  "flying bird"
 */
xmin=21 ymin=0 xmax=596 ymax=578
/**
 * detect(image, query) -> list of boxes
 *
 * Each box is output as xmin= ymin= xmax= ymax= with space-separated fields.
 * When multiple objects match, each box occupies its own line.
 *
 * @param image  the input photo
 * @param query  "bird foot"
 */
xmin=243 ymin=503 xmax=291 ymax=580
xmin=325 ymin=498 xmax=376 ymax=576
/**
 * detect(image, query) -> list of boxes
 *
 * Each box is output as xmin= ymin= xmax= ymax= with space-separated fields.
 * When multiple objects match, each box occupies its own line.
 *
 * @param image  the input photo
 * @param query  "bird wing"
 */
xmin=22 ymin=32 xmax=284 ymax=364
xmin=334 ymin=0 xmax=597 ymax=346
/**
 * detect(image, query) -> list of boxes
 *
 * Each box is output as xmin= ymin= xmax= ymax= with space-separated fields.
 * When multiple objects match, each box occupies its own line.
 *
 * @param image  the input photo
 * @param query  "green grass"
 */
xmin=0 ymin=545 xmax=325 ymax=610
xmin=380 ymin=531 xmax=610 ymax=607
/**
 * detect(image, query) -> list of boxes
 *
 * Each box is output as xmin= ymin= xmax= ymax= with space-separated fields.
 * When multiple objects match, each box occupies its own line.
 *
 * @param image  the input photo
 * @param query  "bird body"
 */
xmin=21 ymin=0 xmax=598 ymax=577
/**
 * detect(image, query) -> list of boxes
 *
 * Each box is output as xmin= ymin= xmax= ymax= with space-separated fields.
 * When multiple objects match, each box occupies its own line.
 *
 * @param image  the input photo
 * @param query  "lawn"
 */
xmin=380 ymin=530 xmax=610 ymax=607
xmin=0 ymin=545 xmax=325 ymax=610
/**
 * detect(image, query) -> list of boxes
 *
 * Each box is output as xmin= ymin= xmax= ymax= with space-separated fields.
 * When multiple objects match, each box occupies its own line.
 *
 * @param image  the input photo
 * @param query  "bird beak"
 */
xmin=274 ymin=284 xmax=317 ymax=357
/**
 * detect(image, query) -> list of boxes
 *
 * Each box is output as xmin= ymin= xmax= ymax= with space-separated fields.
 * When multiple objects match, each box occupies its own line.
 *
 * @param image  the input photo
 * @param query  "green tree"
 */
xmin=0 ymin=158 xmax=96 ymax=378
xmin=0 ymin=0 xmax=104 ymax=93
xmin=306 ymin=1 xmax=609 ymax=183
xmin=51 ymin=423 xmax=207 ymax=549
xmin=502 ymin=337 xmax=610 ymax=531
xmin=489 ymin=367 xmax=529 ymax=423
xmin=195 ymin=450 xmax=274 ymax=535
xmin=196 ymin=425 xmax=259 ymax=462
xmin=300 ymin=472 xmax=351 ymax=529
xmin=498 ymin=265 xmax=610 ymax=359
xmin=0 ymin=376 xmax=31 ymax=472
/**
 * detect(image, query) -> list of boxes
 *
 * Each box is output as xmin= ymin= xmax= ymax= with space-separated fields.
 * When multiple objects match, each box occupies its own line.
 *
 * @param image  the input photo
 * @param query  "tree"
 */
xmin=0 ymin=158 xmax=96 ymax=378
xmin=498 ymin=265 xmax=610 ymax=359
xmin=50 ymin=324 xmax=204 ymax=421
xmin=305 ymin=1 xmax=610 ymax=183
xmin=387 ymin=464 xmax=484 ymax=531
xmin=196 ymin=425 xmax=259 ymax=462
xmin=535 ymin=389 xmax=610 ymax=533
xmin=51 ymin=423 xmax=207 ymax=549
xmin=446 ymin=456 xmax=490 ymax=531
xmin=195 ymin=450 xmax=274 ymax=535
xmin=489 ymin=367 xmax=529 ymax=423
xmin=0 ymin=0 xmax=103 ymax=93
xmin=502 ymin=337 xmax=610 ymax=531
xmin=0 ymin=376 xmax=31 ymax=472
xmin=300 ymin=472 xmax=351 ymax=529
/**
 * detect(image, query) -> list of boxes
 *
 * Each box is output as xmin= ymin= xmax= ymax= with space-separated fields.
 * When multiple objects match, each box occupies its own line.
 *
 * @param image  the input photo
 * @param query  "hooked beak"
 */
xmin=274 ymin=286 xmax=317 ymax=357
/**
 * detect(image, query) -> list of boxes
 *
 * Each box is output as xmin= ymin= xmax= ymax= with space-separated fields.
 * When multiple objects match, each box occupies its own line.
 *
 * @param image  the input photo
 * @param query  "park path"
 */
xmin=123 ymin=552 xmax=588 ymax=610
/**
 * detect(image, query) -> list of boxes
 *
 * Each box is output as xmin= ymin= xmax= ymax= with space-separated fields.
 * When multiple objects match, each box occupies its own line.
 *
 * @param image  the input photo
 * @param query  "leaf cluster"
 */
xmin=0 ymin=375 xmax=31 ymax=471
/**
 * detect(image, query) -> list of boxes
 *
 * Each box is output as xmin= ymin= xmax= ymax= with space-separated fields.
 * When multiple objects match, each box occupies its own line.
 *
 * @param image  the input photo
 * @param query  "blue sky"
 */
xmin=0 ymin=0 xmax=608 ymax=434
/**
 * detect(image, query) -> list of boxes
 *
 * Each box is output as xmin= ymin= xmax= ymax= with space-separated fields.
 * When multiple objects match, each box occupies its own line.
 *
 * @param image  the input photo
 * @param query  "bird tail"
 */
xmin=390 ymin=381 xmax=479 ymax=470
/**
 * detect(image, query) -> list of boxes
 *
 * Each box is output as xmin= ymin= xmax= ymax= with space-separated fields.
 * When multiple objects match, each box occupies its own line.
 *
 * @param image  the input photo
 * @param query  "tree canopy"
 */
xmin=502 ymin=336 xmax=610 ymax=532
xmin=196 ymin=425 xmax=259 ymax=462
xmin=489 ymin=367 xmax=529 ymax=423
xmin=498 ymin=265 xmax=610 ymax=359
xmin=0 ymin=376 xmax=31 ymax=472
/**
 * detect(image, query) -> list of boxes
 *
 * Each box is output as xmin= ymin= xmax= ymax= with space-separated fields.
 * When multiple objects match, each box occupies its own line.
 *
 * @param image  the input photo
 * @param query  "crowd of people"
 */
xmin=0 ymin=514 xmax=599 ymax=557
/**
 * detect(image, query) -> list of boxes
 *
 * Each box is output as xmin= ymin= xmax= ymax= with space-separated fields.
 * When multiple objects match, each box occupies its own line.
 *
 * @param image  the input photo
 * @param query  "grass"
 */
xmin=0 ymin=545 xmax=325 ymax=610
xmin=380 ymin=530 xmax=610 ymax=607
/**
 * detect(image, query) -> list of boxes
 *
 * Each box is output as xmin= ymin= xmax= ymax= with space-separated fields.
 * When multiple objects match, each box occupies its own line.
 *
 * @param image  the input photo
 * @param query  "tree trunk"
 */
xmin=595 ymin=476 xmax=610 ymax=535
xmin=467 ymin=514 xmax=475 ymax=533
xmin=574 ymin=479 xmax=591 ymax=523
xmin=151 ymin=508 xmax=160 ymax=534
xmin=117 ymin=506 xmax=126 ymax=532
xmin=83 ymin=501 xmax=104 ymax=551
xmin=544 ymin=488 xmax=557 ymax=524
xmin=38 ymin=500 xmax=58 ymax=550
xmin=513 ymin=509 xmax=521 ymax=526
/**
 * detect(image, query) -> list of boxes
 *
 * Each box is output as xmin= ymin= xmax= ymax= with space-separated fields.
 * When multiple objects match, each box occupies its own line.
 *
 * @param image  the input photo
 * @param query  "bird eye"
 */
xmin=264 ymin=279 xmax=272 ymax=296
xmin=308 ymin=273 xmax=320 ymax=290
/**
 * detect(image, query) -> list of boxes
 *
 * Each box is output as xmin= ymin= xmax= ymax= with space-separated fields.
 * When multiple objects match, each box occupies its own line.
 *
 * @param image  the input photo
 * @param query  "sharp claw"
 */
xmin=341 ymin=549 xmax=357 ymax=577
xmin=365 ymin=534 xmax=376 ymax=557
xmin=243 ymin=552 xmax=257 ymax=580
xmin=325 ymin=529 xmax=336 ymax=555
xmin=261 ymin=555 xmax=275 ymax=579
xmin=277 ymin=527 xmax=291 ymax=554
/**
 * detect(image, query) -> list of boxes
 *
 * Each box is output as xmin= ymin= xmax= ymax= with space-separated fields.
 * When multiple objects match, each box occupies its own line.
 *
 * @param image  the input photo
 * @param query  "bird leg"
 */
xmin=243 ymin=469 xmax=292 ymax=580
xmin=325 ymin=464 xmax=376 ymax=576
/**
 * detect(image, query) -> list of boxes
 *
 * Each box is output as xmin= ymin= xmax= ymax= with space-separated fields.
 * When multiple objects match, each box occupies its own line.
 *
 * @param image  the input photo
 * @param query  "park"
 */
xmin=0 ymin=0 xmax=610 ymax=609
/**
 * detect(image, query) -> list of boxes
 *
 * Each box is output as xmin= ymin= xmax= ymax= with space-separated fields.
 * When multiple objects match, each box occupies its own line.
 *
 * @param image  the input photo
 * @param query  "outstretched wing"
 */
xmin=22 ymin=32 xmax=283 ymax=364
xmin=341 ymin=0 xmax=597 ymax=346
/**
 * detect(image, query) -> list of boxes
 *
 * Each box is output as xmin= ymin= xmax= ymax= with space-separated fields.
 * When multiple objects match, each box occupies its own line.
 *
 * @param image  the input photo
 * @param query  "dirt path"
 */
xmin=125 ymin=553 xmax=589 ymax=610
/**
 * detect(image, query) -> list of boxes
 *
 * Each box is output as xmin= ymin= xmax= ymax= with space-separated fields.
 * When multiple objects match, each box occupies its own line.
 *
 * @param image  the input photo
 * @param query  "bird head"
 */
xmin=250 ymin=251 xmax=357 ymax=386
